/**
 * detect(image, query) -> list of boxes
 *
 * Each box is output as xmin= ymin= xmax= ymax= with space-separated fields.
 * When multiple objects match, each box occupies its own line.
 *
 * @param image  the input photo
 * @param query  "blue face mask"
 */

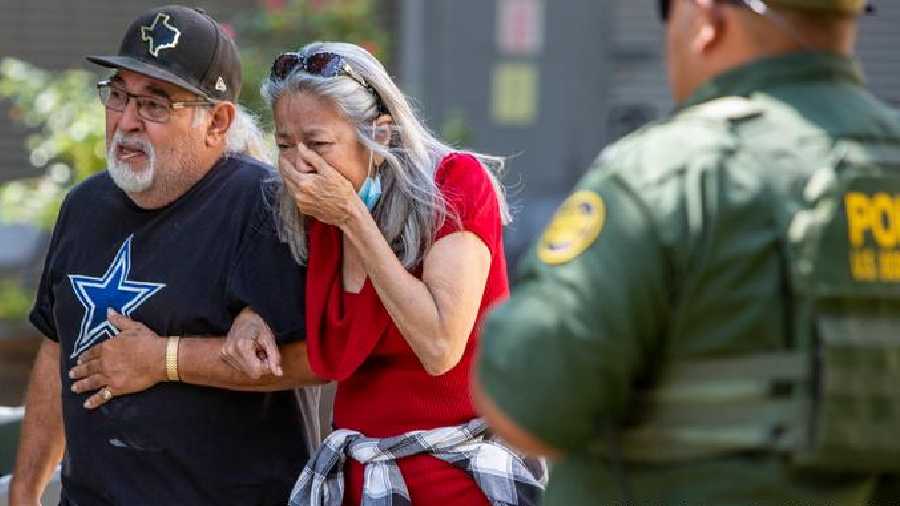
xmin=358 ymin=174 xmax=382 ymax=211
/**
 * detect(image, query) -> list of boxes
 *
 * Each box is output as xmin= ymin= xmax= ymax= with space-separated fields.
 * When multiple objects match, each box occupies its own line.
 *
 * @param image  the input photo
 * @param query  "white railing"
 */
xmin=1 ymin=407 xmax=60 ymax=505
xmin=0 ymin=408 xmax=23 ymax=425
xmin=0 ymin=473 xmax=9 ymax=505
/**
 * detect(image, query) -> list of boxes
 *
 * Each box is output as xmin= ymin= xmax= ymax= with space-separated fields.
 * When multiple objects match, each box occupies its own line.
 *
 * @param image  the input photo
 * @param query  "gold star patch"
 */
xmin=538 ymin=190 xmax=605 ymax=265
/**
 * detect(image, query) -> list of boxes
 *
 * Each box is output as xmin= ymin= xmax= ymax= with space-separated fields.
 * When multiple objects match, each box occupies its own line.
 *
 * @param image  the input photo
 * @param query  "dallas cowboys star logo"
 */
xmin=68 ymin=235 xmax=165 ymax=359
xmin=141 ymin=12 xmax=181 ymax=58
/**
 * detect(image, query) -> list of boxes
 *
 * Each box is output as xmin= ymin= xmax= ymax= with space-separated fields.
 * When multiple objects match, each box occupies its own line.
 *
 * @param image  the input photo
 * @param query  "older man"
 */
xmin=9 ymin=6 xmax=318 ymax=505
xmin=476 ymin=0 xmax=900 ymax=504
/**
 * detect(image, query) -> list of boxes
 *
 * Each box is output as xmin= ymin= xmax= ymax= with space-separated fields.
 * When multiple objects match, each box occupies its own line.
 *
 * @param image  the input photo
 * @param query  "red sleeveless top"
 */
xmin=305 ymin=153 xmax=508 ymax=505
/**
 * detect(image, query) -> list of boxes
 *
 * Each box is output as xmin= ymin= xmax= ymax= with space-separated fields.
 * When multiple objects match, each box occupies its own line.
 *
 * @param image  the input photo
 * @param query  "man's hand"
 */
xmin=68 ymin=309 xmax=166 ymax=409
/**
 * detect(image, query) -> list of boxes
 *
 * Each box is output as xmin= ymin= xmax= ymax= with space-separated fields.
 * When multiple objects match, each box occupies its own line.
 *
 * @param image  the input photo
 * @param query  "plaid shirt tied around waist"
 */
xmin=288 ymin=418 xmax=547 ymax=506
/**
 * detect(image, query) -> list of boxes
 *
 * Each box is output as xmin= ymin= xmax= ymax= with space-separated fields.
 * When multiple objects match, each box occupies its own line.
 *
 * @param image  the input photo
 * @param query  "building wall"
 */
xmin=408 ymin=0 xmax=614 ymax=259
xmin=609 ymin=0 xmax=900 ymax=131
xmin=3 ymin=1 xmax=899 ymax=254
xmin=405 ymin=0 xmax=900 ymax=262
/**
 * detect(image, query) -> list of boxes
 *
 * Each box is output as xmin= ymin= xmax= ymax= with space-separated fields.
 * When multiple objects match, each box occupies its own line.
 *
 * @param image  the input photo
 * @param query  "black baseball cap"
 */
xmin=87 ymin=5 xmax=241 ymax=102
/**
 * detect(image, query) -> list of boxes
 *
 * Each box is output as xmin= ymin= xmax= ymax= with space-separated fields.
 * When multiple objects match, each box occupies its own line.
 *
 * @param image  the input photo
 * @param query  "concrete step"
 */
xmin=0 ymin=408 xmax=59 ymax=506
xmin=0 ymin=408 xmax=23 ymax=477
xmin=0 ymin=468 xmax=61 ymax=506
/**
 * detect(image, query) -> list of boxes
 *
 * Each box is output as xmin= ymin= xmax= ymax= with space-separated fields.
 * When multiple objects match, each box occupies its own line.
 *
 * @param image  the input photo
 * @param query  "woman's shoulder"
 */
xmin=435 ymin=152 xmax=491 ymax=194
xmin=432 ymin=151 xmax=504 ymax=242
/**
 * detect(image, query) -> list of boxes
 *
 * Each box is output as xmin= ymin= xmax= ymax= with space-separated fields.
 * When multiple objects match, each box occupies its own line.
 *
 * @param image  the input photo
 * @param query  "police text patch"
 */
xmin=845 ymin=191 xmax=900 ymax=282
xmin=538 ymin=190 xmax=605 ymax=265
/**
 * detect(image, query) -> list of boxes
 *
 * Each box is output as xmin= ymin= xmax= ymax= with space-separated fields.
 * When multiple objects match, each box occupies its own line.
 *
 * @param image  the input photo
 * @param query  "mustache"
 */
xmin=109 ymin=131 xmax=154 ymax=156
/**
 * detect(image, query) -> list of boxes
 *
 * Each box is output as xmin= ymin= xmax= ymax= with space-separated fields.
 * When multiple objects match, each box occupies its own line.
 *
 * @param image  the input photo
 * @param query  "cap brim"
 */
xmin=86 ymin=55 xmax=212 ymax=100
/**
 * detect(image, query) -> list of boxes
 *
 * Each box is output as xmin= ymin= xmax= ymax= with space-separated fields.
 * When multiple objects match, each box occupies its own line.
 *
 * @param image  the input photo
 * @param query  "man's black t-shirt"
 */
xmin=30 ymin=154 xmax=309 ymax=506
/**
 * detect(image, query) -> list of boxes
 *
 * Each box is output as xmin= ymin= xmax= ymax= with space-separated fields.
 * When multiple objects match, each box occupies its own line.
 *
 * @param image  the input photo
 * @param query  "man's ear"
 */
xmin=692 ymin=0 xmax=726 ymax=55
xmin=206 ymin=101 xmax=236 ymax=147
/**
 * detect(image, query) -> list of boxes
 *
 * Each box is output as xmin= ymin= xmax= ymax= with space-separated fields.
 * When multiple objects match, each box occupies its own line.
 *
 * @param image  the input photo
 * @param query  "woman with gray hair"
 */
xmin=220 ymin=42 xmax=546 ymax=505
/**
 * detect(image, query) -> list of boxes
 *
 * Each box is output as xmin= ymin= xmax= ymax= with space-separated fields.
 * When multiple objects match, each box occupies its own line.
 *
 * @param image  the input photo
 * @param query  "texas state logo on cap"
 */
xmin=86 ymin=5 xmax=242 ymax=103
xmin=141 ymin=12 xmax=182 ymax=58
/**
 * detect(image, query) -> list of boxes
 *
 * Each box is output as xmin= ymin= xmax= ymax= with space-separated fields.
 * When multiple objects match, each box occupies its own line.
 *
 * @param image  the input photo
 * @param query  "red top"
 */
xmin=305 ymin=153 xmax=508 ymax=505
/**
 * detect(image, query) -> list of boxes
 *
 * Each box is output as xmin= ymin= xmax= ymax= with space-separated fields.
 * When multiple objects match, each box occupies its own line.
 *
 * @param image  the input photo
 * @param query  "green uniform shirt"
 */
xmin=478 ymin=51 xmax=900 ymax=505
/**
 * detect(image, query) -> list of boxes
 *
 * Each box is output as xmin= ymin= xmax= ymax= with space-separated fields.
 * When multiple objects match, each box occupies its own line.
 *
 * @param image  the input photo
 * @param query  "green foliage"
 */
xmin=441 ymin=108 xmax=474 ymax=148
xmin=0 ymin=58 xmax=107 ymax=229
xmin=0 ymin=280 xmax=32 ymax=320
xmin=0 ymin=0 xmax=389 ymax=320
xmin=235 ymin=0 xmax=390 ymax=126
xmin=0 ymin=0 xmax=389 ymax=230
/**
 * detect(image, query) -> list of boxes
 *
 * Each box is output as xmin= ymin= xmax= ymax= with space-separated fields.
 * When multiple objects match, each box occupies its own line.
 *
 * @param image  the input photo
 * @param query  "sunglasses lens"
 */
xmin=271 ymin=53 xmax=303 ymax=80
xmin=658 ymin=0 xmax=670 ymax=21
xmin=305 ymin=52 xmax=343 ymax=78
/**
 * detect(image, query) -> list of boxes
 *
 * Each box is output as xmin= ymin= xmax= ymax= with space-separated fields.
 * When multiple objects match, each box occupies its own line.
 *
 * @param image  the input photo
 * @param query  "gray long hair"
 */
xmin=193 ymin=104 xmax=272 ymax=164
xmin=225 ymin=105 xmax=271 ymax=164
xmin=261 ymin=41 xmax=511 ymax=269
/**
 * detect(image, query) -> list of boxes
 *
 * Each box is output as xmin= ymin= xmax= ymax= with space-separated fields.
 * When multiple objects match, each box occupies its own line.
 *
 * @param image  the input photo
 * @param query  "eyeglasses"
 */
xmin=658 ymin=0 xmax=748 ymax=22
xmin=269 ymin=51 xmax=387 ymax=113
xmin=658 ymin=0 xmax=671 ymax=21
xmin=658 ymin=0 xmax=875 ymax=23
xmin=97 ymin=80 xmax=214 ymax=123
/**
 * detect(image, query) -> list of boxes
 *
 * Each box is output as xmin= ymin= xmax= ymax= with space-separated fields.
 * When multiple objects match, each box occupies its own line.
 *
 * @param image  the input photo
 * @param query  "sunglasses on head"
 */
xmin=270 ymin=51 xmax=365 ymax=84
xmin=269 ymin=51 xmax=388 ymax=113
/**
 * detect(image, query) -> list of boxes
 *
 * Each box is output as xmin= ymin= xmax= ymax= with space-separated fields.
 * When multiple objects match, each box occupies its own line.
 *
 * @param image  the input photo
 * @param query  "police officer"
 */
xmin=474 ymin=0 xmax=900 ymax=504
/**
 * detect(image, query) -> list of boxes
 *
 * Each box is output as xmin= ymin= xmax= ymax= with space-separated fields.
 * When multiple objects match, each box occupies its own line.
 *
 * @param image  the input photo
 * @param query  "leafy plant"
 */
xmin=0 ymin=0 xmax=389 ymax=229
xmin=0 ymin=0 xmax=389 ymax=320
xmin=233 ymin=0 xmax=390 ymax=126
xmin=0 ymin=280 xmax=32 ymax=320
xmin=0 ymin=58 xmax=106 ymax=229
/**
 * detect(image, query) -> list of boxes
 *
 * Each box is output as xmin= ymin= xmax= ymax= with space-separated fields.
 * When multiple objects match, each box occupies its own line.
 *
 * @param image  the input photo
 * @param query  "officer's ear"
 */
xmin=204 ymin=101 xmax=236 ymax=148
xmin=692 ymin=0 xmax=726 ymax=55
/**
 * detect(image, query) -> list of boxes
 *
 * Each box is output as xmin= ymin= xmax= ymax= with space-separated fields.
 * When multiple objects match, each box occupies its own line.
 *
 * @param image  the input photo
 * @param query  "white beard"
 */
xmin=107 ymin=130 xmax=156 ymax=193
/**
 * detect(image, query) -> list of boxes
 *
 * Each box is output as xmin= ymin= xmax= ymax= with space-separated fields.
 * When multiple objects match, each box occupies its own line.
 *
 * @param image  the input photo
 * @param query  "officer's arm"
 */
xmin=475 ymin=173 xmax=669 ymax=455
xmin=10 ymin=339 xmax=65 ymax=505
xmin=472 ymin=378 xmax=561 ymax=458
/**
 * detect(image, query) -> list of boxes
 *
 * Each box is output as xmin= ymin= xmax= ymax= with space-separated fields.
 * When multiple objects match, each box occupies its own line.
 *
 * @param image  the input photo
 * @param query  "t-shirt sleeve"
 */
xmin=476 ymin=167 xmax=670 ymax=452
xmin=434 ymin=153 xmax=503 ymax=257
xmin=226 ymin=194 xmax=307 ymax=345
xmin=29 ymin=195 xmax=71 ymax=342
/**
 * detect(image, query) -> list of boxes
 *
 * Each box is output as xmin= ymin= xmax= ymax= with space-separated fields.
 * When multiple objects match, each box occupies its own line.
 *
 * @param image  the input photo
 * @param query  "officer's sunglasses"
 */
xmin=97 ymin=80 xmax=214 ymax=124
xmin=658 ymin=0 xmax=757 ymax=22
xmin=269 ymin=51 xmax=387 ymax=113
xmin=658 ymin=0 xmax=875 ymax=23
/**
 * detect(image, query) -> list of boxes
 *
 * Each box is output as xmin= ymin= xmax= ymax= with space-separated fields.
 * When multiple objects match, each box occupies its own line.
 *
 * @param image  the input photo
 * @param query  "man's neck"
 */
xmin=127 ymin=154 xmax=223 ymax=210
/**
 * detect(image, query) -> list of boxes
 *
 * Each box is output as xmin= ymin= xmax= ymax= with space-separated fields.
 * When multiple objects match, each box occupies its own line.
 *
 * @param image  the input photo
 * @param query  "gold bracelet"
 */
xmin=166 ymin=336 xmax=181 ymax=382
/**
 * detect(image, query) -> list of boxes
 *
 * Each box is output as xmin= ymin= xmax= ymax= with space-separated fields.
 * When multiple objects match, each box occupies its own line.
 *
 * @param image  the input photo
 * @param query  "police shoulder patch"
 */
xmin=538 ymin=190 xmax=605 ymax=265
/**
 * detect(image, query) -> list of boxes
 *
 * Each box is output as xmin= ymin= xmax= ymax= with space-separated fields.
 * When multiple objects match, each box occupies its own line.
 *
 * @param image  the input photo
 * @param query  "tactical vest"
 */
xmin=600 ymin=106 xmax=900 ymax=473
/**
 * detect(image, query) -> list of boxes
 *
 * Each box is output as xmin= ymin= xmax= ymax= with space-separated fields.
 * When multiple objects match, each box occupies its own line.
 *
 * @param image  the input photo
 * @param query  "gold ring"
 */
xmin=101 ymin=387 xmax=113 ymax=402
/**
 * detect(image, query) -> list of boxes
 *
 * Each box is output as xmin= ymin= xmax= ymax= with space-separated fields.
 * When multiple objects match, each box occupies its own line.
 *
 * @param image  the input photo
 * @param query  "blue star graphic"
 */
xmin=140 ymin=12 xmax=181 ymax=58
xmin=68 ymin=235 xmax=165 ymax=359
